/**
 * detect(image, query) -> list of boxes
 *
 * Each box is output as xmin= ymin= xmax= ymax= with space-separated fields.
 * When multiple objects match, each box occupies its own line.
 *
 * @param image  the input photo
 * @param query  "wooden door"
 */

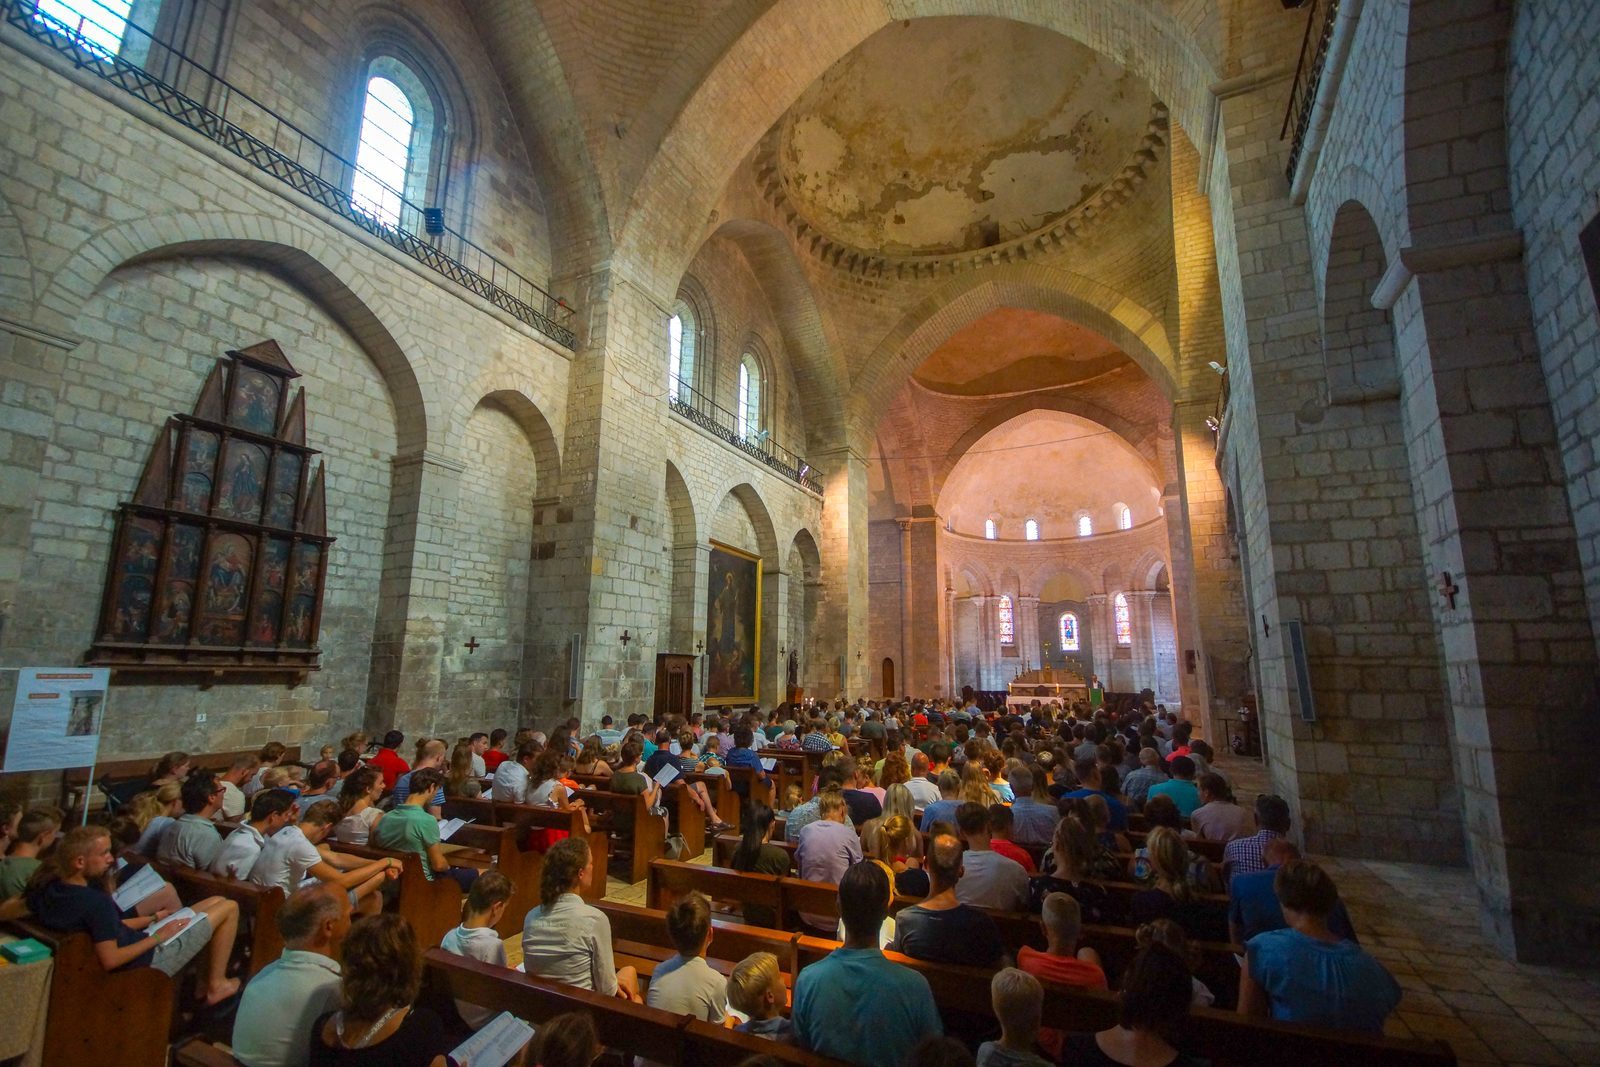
xmin=654 ymin=653 xmax=695 ymax=720
xmin=881 ymin=657 xmax=895 ymax=698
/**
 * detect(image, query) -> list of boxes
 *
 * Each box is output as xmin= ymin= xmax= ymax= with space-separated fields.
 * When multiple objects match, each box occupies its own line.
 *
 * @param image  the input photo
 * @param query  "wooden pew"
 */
xmin=712 ymin=830 xmax=795 ymax=869
xmin=650 ymin=858 xmax=784 ymax=929
xmin=60 ymin=744 xmax=302 ymax=815
xmin=441 ymin=794 xmax=611 ymax=903
xmin=155 ymin=860 xmax=286 ymax=977
xmin=1126 ymin=829 xmax=1227 ymax=863
xmin=420 ymin=949 xmax=848 ymax=1067
xmin=685 ymin=770 xmax=741 ymax=830
xmin=596 ymin=899 xmax=801 ymax=979
xmin=334 ymin=840 xmax=482 ymax=948
xmin=173 ymin=1036 xmax=243 ymax=1066
xmin=582 ymin=788 xmax=667 ymax=884
xmin=724 ymin=766 xmax=776 ymax=825
xmin=790 ymin=935 xmax=1454 ymax=1067
xmin=4 ymin=918 xmax=175 ymax=1065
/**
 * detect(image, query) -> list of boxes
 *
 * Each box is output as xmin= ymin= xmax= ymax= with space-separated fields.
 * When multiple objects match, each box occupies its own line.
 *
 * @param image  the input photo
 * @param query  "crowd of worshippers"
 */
xmin=0 ymin=697 xmax=1401 ymax=1066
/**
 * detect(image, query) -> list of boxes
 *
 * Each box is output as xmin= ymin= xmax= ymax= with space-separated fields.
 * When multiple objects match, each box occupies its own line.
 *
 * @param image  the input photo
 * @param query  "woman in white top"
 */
xmin=521 ymin=837 xmax=640 ymax=1001
xmin=332 ymin=768 xmax=386 ymax=846
xmin=440 ymin=870 xmax=515 ymax=1028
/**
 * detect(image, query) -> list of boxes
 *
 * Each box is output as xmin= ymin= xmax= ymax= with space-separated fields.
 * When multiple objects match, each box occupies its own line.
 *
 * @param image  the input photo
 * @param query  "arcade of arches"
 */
xmin=2 ymin=0 xmax=1599 ymax=983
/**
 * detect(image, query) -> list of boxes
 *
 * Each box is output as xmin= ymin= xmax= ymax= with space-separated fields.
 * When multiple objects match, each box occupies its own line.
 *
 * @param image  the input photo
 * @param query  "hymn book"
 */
xmin=113 ymin=863 xmax=167 ymax=910
xmin=450 ymin=1011 xmax=535 ymax=1067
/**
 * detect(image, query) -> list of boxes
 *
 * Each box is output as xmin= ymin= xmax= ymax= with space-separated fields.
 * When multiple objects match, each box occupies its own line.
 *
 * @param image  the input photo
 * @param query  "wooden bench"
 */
xmin=581 ymin=788 xmax=667 ymax=884
xmin=1126 ymin=829 xmax=1227 ymax=863
xmin=173 ymin=1036 xmax=242 ymax=1066
xmin=595 ymin=899 xmax=801 ymax=979
xmin=334 ymin=837 xmax=492 ymax=947
xmin=61 ymin=745 xmax=302 ymax=815
xmin=712 ymin=830 xmax=796 ymax=869
xmin=420 ymin=948 xmax=847 ymax=1066
xmin=154 ymin=861 xmax=286 ymax=977
xmin=3 ymin=918 xmax=176 ymax=1065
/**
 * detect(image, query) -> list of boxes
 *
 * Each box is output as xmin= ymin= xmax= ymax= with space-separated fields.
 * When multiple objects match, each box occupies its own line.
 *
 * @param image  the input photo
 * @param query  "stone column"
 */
xmin=760 ymin=561 xmax=787 ymax=707
xmin=813 ymin=445 xmax=868 ymax=699
xmin=897 ymin=518 xmax=914 ymax=697
xmin=1016 ymin=594 xmax=1042 ymax=672
xmin=1126 ymin=590 xmax=1160 ymax=696
xmin=973 ymin=594 xmax=998 ymax=690
xmin=1086 ymin=593 xmax=1112 ymax=691
xmin=365 ymin=449 xmax=464 ymax=736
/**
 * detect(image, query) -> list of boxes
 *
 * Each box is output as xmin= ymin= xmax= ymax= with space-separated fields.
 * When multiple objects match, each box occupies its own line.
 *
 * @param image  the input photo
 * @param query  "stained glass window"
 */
xmin=1059 ymin=612 xmax=1080 ymax=651
xmin=1114 ymin=593 xmax=1132 ymax=646
xmin=998 ymin=595 xmax=1015 ymax=645
xmin=1078 ymin=514 xmax=1093 ymax=537
xmin=1024 ymin=518 xmax=1039 ymax=540
xmin=984 ymin=519 xmax=997 ymax=540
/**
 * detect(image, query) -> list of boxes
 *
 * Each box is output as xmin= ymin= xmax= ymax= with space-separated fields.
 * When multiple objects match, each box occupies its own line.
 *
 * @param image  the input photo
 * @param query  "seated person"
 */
xmin=26 ymin=824 xmax=241 ymax=1004
xmin=232 ymin=885 xmax=351 ymax=1067
xmin=129 ymin=782 xmax=183 ymax=856
xmin=644 ymin=891 xmax=728 ymax=1021
xmin=213 ymin=788 xmax=298 ymax=880
xmin=728 ymin=804 xmax=791 ymax=927
xmin=1146 ymin=756 xmax=1201 ymax=818
xmin=251 ymin=799 xmax=399 ymax=914
xmin=156 ymin=771 xmax=226 ymax=870
xmin=889 ymin=832 xmax=1008 ymax=969
xmin=1062 ymin=944 xmax=1203 ymax=1067
xmin=526 ymin=1013 xmax=600 ymax=1067
xmin=1018 ymin=892 xmax=1107 ymax=989
xmin=0 ymin=806 xmax=63 ymax=900
xmin=608 ymin=740 xmax=670 ymax=842
xmin=977 ymin=968 xmax=1053 ymax=1067
xmin=369 ymin=769 xmax=479 ymax=893
xmin=490 ymin=740 xmax=540 ymax=804
xmin=521 ymin=837 xmax=641 ymax=1001
xmin=796 ymin=790 xmax=864 ymax=932
xmin=1028 ymin=812 xmax=1113 ymax=924
xmin=987 ymin=804 xmax=1038 ymax=874
xmin=310 ymin=913 xmax=451 ymax=1065
xmin=441 ymin=870 xmax=516 ymax=1029
xmin=728 ymin=951 xmax=794 ymax=1041
xmin=915 ymin=770 xmax=963 ymax=835
xmin=954 ymin=802 xmax=1029 ymax=912
xmin=872 ymin=814 xmax=929 ymax=899
xmin=332 ymin=768 xmax=386 ymax=846
xmin=1188 ymin=773 xmax=1253 ymax=842
xmin=793 ymin=861 xmax=942 ymax=1067
xmin=1229 ymin=838 xmax=1356 ymax=944
xmin=1130 ymin=826 xmax=1225 ymax=941
xmin=1135 ymin=919 xmax=1215 ymax=1008
xmin=1239 ymin=860 xmax=1401 ymax=1033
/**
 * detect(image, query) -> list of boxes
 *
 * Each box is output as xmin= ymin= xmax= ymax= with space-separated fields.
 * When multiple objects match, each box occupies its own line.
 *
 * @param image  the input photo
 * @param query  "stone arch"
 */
xmin=953 ymin=562 xmax=993 ymax=598
xmin=1322 ymin=200 xmax=1399 ymax=403
xmin=709 ymin=481 xmax=781 ymax=567
xmin=41 ymin=213 xmax=433 ymax=454
xmin=1022 ymin=561 xmax=1096 ymax=601
xmin=712 ymin=219 xmax=846 ymax=444
xmin=664 ymin=460 xmax=701 ymax=654
xmin=613 ymin=2 xmax=1219 ymax=299
xmin=472 ymin=389 xmax=562 ymax=499
xmin=785 ymin=526 xmax=824 ymax=693
xmin=1130 ymin=551 xmax=1169 ymax=591
xmin=0 ymin=186 xmax=33 ymax=321
xmin=852 ymin=266 xmax=1177 ymax=440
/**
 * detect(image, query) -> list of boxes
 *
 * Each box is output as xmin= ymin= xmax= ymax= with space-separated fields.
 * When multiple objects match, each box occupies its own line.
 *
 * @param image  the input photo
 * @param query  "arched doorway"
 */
xmin=881 ymin=657 xmax=896 ymax=699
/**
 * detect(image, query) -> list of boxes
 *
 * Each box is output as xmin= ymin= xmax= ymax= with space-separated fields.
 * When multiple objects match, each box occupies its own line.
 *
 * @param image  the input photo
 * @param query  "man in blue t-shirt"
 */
xmin=1061 ymin=758 xmax=1130 ymax=831
xmin=1240 ymin=859 xmax=1399 ymax=1034
xmin=793 ymin=861 xmax=941 ymax=1066
xmin=1229 ymin=838 xmax=1357 ymax=944
xmin=1145 ymin=755 xmax=1202 ymax=818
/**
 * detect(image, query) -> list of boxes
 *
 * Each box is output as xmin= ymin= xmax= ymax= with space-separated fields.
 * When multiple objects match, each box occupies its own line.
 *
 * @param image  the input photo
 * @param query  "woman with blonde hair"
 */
xmin=1130 ymin=826 xmax=1224 ymax=940
xmin=860 ymin=782 xmax=921 ymax=857
xmin=128 ymin=781 xmax=183 ymax=856
xmin=959 ymin=762 xmax=997 ymax=808
xmin=1028 ymin=807 xmax=1112 ymax=922
xmin=878 ymin=752 xmax=911 ymax=789
xmin=873 ymin=815 xmax=929 ymax=898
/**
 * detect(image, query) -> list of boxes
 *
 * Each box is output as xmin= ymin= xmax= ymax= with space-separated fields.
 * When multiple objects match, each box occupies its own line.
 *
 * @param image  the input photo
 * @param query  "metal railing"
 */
xmin=3 ymin=0 xmax=576 ymax=349
xmin=1281 ymin=0 xmax=1341 ymax=183
xmin=667 ymin=379 xmax=823 ymax=494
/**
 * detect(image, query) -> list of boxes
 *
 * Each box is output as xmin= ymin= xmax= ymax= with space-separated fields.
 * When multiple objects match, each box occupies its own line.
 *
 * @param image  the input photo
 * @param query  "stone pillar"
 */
xmin=1161 ymin=490 xmax=1207 ymax=720
xmin=1150 ymin=591 xmax=1182 ymax=707
xmin=760 ymin=561 xmax=787 ymax=708
xmin=813 ymin=445 xmax=868 ymax=699
xmin=365 ymin=449 xmax=464 ymax=736
xmin=1126 ymin=590 xmax=1160 ymax=696
xmin=897 ymin=518 xmax=914 ymax=697
xmin=669 ymin=542 xmax=711 ymax=655
xmin=973 ymin=594 xmax=998 ymax=690
xmin=1086 ymin=593 xmax=1112 ymax=691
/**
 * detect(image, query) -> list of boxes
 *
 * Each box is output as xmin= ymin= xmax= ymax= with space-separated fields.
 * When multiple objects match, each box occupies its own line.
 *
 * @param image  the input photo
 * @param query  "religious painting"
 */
xmin=228 ymin=365 xmax=281 ymax=434
xmin=90 ymin=340 xmax=334 ymax=675
xmin=214 ymin=440 xmax=267 ymax=522
xmin=704 ymin=541 xmax=760 ymax=705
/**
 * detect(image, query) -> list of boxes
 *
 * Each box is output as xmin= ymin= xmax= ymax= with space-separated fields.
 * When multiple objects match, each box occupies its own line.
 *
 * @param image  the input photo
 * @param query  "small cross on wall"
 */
xmin=1437 ymin=571 xmax=1460 ymax=610
xmin=464 ymin=636 xmax=480 ymax=653
xmin=619 ymin=630 xmax=632 ymax=647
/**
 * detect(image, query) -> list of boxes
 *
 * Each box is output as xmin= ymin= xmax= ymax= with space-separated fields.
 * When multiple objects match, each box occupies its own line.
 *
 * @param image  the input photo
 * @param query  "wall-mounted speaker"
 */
xmin=1285 ymin=620 xmax=1316 ymax=722
xmin=566 ymin=633 xmax=583 ymax=701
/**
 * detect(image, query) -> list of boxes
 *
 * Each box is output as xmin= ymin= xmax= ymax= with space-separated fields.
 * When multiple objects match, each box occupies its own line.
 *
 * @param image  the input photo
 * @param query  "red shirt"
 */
xmin=991 ymin=838 xmax=1038 ymax=874
xmin=1017 ymin=945 xmax=1108 ymax=989
xmin=482 ymin=750 xmax=509 ymax=773
xmin=368 ymin=746 xmax=410 ymax=790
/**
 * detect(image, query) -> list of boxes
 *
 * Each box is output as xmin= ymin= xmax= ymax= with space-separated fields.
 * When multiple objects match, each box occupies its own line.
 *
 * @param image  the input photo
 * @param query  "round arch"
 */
xmin=1321 ymin=199 xmax=1400 ymax=402
xmin=665 ymin=460 xmax=701 ymax=550
xmin=708 ymin=480 xmax=782 ymax=567
xmin=471 ymin=389 xmax=562 ymax=499
xmin=41 ymin=213 xmax=434 ymax=455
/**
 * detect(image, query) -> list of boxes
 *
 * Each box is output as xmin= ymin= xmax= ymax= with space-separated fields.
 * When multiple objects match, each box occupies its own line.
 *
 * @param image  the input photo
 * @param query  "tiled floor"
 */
xmin=597 ymin=755 xmax=1600 ymax=1066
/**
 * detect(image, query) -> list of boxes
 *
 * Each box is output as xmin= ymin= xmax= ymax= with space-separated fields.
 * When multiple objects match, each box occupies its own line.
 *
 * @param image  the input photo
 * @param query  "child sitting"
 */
xmin=728 ymin=950 xmax=794 ymax=1042
xmin=440 ymin=870 xmax=516 ymax=1027
xmin=976 ymin=968 xmax=1052 ymax=1067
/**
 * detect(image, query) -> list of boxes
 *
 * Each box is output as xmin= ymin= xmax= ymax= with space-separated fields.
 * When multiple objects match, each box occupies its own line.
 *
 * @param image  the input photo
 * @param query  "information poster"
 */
xmin=3 ymin=667 xmax=110 ymax=773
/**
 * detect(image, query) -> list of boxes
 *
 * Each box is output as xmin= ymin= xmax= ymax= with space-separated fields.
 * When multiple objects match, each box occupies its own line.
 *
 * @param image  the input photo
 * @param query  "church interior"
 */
xmin=1 ymin=0 xmax=1599 ymax=1063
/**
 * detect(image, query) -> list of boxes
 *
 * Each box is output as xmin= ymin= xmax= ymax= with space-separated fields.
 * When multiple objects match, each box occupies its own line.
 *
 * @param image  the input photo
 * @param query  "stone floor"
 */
xmin=595 ymin=754 xmax=1600 ymax=1066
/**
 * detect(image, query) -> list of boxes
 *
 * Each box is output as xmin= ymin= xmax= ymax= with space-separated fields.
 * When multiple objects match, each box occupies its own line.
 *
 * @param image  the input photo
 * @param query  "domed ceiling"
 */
xmin=771 ymin=18 xmax=1159 ymax=258
xmin=913 ymin=307 xmax=1132 ymax=396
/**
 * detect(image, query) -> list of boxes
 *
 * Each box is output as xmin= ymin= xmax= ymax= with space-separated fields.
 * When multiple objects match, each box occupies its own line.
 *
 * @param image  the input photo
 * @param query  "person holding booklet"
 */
xmin=25 ymin=824 xmax=243 ymax=1004
xmin=251 ymin=800 xmax=399 ymax=915
xmin=439 ymin=870 xmax=516 ymax=1029
xmin=309 ymin=913 xmax=452 ymax=1066
xmin=370 ymin=768 xmax=482 ymax=892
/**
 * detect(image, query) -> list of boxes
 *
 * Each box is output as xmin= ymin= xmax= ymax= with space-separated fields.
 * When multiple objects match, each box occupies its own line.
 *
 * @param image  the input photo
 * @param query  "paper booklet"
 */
xmin=147 ymin=906 xmax=200 ymax=943
xmin=113 ymin=863 xmax=167 ymax=911
xmin=759 ymin=757 xmax=777 ymax=771
xmin=652 ymin=762 xmax=680 ymax=787
xmin=451 ymin=1011 xmax=535 ymax=1067
xmin=438 ymin=817 xmax=474 ymax=841
xmin=669 ymin=741 xmax=682 ymax=755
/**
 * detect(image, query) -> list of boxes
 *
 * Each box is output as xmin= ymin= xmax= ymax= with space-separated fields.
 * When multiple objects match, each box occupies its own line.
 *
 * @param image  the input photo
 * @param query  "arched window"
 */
xmin=351 ymin=60 xmax=437 ymax=229
xmin=1024 ymin=518 xmax=1040 ymax=541
xmin=997 ymin=595 xmax=1015 ymax=645
xmin=1117 ymin=504 xmax=1133 ymax=530
xmin=984 ymin=519 xmax=997 ymax=540
xmin=667 ymin=313 xmax=684 ymax=400
xmin=1114 ymin=593 xmax=1132 ymax=646
xmin=1059 ymin=612 xmax=1080 ymax=652
xmin=37 ymin=0 xmax=136 ymax=54
xmin=737 ymin=354 xmax=763 ymax=441
xmin=1077 ymin=514 xmax=1093 ymax=537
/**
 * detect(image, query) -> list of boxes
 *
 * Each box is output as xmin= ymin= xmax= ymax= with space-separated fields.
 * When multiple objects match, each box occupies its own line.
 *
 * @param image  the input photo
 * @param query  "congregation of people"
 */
xmin=0 ymin=695 xmax=1404 ymax=1067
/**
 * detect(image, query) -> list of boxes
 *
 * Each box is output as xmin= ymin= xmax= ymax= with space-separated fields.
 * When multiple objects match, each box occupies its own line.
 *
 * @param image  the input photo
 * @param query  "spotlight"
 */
xmin=1208 ymin=361 xmax=1228 ymax=376
xmin=1205 ymin=416 xmax=1221 ymax=432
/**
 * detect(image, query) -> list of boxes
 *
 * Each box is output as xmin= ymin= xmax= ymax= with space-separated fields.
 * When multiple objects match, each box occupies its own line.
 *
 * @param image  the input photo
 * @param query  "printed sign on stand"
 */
xmin=4 ymin=668 xmax=111 ymax=774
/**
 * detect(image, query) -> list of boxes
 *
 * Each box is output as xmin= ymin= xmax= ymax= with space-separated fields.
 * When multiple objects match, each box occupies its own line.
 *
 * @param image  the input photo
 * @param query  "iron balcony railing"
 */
xmin=3 ymin=0 xmax=575 ymax=349
xmin=1281 ymin=0 xmax=1341 ymax=183
xmin=667 ymin=379 xmax=823 ymax=494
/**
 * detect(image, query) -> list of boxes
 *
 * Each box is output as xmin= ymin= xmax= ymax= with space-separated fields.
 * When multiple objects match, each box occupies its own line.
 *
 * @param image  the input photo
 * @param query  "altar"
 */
xmin=1005 ymin=667 xmax=1087 ymax=709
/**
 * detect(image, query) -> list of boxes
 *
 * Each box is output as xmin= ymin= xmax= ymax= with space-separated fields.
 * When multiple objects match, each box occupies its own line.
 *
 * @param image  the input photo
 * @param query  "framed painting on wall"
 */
xmin=704 ymin=541 xmax=761 ymax=705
